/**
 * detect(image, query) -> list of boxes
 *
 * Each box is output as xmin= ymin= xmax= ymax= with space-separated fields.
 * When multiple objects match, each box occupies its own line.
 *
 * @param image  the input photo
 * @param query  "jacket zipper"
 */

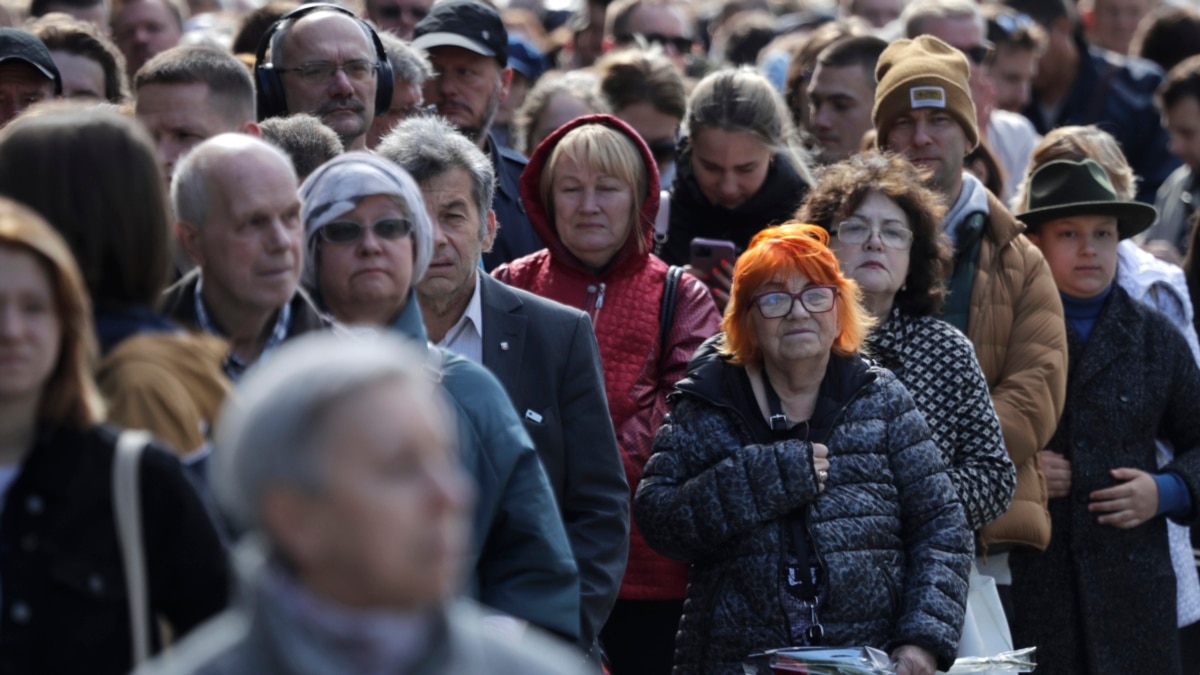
xmin=585 ymin=282 xmax=607 ymax=322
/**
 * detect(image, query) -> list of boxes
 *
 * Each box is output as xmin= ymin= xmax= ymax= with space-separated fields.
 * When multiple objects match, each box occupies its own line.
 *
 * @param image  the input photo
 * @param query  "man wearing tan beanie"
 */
xmin=875 ymin=34 xmax=1068 ymax=634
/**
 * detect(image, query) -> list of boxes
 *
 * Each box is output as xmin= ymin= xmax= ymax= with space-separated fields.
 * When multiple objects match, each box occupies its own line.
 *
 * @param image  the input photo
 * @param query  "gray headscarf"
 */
xmin=298 ymin=151 xmax=433 ymax=289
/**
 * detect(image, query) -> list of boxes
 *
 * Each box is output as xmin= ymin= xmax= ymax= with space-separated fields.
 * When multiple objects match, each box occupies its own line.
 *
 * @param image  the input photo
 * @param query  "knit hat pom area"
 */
xmin=872 ymin=35 xmax=979 ymax=151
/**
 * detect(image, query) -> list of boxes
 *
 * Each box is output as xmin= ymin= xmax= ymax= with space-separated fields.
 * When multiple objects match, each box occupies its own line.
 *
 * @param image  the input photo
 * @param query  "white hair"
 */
xmin=211 ymin=331 xmax=442 ymax=533
xmin=171 ymin=133 xmax=297 ymax=227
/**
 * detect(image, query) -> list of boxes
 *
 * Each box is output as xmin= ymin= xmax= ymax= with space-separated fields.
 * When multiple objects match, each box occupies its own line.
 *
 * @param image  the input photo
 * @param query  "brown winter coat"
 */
xmin=969 ymin=192 xmax=1067 ymax=551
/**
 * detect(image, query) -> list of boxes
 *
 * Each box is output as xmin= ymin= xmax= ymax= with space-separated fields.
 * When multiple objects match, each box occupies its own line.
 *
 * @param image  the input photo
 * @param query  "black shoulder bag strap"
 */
xmin=762 ymin=370 xmax=825 ymax=645
xmin=658 ymin=266 xmax=684 ymax=357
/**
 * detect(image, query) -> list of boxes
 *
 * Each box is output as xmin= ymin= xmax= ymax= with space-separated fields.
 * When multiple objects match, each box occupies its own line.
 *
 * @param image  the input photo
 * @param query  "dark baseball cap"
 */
xmin=508 ymin=37 xmax=544 ymax=82
xmin=411 ymin=0 xmax=508 ymax=66
xmin=0 ymin=28 xmax=62 ymax=95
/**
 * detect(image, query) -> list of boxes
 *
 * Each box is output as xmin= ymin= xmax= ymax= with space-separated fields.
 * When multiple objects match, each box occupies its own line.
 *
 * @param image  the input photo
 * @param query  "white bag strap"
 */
xmin=114 ymin=429 xmax=152 ymax=667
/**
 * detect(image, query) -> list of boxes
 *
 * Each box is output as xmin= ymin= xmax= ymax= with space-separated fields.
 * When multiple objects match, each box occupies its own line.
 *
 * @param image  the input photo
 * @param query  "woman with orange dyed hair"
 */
xmin=634 ymin=222 xmax=972 ymax=675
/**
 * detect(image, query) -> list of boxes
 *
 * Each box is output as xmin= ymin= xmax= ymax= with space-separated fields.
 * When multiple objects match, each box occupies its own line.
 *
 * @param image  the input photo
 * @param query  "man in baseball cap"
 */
xmin=873 ymin=33 xmax=1068 ymax=612
xmin=411 ymin=0 xmax=540 ymax=271
xmin=0 ymin=28 xmax=61 ymax=128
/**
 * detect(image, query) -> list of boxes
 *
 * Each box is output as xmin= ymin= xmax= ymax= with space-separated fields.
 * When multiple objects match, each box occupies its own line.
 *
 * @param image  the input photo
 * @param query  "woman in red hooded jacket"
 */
xmin=494 ymin=115 xmax=720 ymax=674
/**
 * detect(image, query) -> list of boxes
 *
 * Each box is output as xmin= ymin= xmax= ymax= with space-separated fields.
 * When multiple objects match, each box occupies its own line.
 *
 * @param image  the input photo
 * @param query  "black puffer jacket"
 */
xmin=634 ymin=338 xmax=971 ymax=673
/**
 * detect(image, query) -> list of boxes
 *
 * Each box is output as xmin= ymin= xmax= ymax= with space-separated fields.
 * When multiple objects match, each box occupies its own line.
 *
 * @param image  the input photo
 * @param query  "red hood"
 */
xmin=518 ymin=114 xmax=661 ymax=272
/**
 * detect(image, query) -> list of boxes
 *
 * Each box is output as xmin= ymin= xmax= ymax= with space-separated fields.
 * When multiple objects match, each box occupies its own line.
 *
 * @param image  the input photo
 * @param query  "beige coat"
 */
xmin=970 ymin=192 xmax=1068 ymax=552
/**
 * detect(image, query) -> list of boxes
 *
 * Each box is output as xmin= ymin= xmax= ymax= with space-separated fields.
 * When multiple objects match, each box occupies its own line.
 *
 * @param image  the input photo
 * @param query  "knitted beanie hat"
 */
xmin=873 ymin=35 xmax=979 ymax=151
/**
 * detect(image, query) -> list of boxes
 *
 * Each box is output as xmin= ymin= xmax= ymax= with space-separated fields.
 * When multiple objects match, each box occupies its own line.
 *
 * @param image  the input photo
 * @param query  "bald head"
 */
xmin=171 ymin=133 xmax=296 ymax=228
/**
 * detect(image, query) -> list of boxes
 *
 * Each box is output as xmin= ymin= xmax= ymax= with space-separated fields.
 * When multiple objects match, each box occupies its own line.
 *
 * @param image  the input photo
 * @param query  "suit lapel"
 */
xmin=480 ymin=276 xmax=528 ymax=397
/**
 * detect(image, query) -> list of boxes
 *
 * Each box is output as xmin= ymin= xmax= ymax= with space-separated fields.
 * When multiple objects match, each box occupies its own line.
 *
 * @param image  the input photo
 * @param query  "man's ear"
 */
xmin=482 ymin=210 xmax=498 ymax=253
xmin=177 ymin=220 xmax=205 ymax=267
xmin=498 ymin=67 xmax=514 ymax=105
xmin=243 ymin=121 xmax=262 ymax=137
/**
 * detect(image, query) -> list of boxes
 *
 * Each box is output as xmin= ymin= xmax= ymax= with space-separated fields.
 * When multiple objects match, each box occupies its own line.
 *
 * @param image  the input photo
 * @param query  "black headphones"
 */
xmin=254 ymin=3 xmax=394 ymax=122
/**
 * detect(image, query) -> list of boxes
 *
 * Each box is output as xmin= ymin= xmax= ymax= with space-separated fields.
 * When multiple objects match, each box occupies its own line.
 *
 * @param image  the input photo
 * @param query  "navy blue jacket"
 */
xmin=482 ymin=134 xmax=543 ymax=271
xmin=1022 ymin=34 xmax=1179 ymax=203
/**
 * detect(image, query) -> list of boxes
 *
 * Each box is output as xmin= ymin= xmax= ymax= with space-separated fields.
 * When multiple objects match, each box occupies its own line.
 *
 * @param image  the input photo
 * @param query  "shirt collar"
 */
xmin=443 ymin=274 xmax=483 ymax=346
xmin=194 ymin=273 xmax=293 ymax=379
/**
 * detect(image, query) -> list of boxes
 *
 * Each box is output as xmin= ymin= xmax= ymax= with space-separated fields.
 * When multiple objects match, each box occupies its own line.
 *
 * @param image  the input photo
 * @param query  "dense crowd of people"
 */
xmin=0 ymin=0 xmax=1199 ymax=673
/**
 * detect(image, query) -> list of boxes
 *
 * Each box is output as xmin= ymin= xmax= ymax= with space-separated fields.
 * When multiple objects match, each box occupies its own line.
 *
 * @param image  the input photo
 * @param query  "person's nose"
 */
xmin=328 ymin=67 xmax=355 ymax=97
xmin=264 ymin=217 xmax=294 ymax=252
xmin=863 ymin=227 xmax=886 ymax=252
xmin=912 ymin=119 xmax=933 ymax=146
xmin=0 ymin=303 xmax=22 ymax=340
xmin=719 ymin=172 xmax=739 ymax=198
xmin=787 ymin=293 xmax=811 ymax=319
xmin=357 ymin=225 xmax=384 ymax=255
xmin=1169 ymin=132 xmax=1184 ymax=159
xmin=811 ymin=102 xmax=832 ymax=131
xmin=580 ymin=186 xmax=601 ymax=212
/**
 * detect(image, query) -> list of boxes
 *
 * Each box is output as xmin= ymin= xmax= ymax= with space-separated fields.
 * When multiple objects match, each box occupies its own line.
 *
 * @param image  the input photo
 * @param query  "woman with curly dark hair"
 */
xmin=798 ymin=151 xmax=1015 ymax=535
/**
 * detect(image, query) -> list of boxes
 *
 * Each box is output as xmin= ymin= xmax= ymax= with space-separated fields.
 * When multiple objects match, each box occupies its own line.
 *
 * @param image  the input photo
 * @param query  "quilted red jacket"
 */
xmin=494 ymin=115 xmax=721 ymax=600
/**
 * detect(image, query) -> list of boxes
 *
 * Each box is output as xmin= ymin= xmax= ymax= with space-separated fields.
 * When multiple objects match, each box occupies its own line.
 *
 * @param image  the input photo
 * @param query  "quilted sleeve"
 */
xmin=634 ymin=396 xmax=822 ymax=563
xmin=878 ymin=376 xmax=972 ymax=672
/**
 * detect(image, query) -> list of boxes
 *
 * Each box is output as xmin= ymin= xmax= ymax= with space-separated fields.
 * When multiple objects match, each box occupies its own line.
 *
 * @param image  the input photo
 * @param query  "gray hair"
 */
xmin=377 ymin=115 xmax=495 ymax=242
xmin=298 ymin=151 xmax=434 ymax=288
xmin=378 ymin=30 xmax=432 ymax=85
xmin=211 ymin=331 xmax=444 ymax=533
xmin=902 ymin=0 xmax=986 ymax=40
xmin=171 ymin=133 xmax=297 ymax=227
xmin=259 ymin=113 xmax=345 ymax=181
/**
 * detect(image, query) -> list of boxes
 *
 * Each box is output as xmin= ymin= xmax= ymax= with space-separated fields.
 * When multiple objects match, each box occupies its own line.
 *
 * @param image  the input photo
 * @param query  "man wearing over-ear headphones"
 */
xmin=254 ymin=3 xmax=394 ymax=152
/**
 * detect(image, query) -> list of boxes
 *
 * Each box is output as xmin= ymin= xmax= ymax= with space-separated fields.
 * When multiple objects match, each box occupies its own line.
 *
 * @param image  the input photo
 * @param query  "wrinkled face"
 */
xmin=417 ymin=168 xmax=493 ymax=307
xmin=552 ymin=153 xmax=636 ymax=269
xmin=749 ymin=272 xmax=839 ymax=367
xmin=618 ymin=101 xmax=680 ymax=177
xmin=0 ymin=62 xmax=55 ymax=129
xmin=1028 ymin=214 xmax=1119 ymax=299
xmin=181 ymin=149 xmax=304 ymax=318
xmin=277 ymin=380 xmax=473 ymax=610
xmin=1165 ymin=97 xmax=1200 ymax=172
xmin=1090 ymin=0 xmax=1150 ymax=55
xmin=989 ymin=44 xmax=1037 ymax=113
xmin=850 ymin=0 xmax=903 ymax=28
xmin=0 ymin=247 xmax=61 ymax=407
xmin=136 ymin=82 xmax=233 ymax=186
xmin=829 ymin=191 xmax=912 ymax=306
xmin=49 ymin=51 xmax=105 ymax=100
xmin=807 ymin=63 xmax=875 ymax=164
xmin=529 ymin=92 xmax=593 ymax=154
xmin=690 ymin=128 xmax=773 ymax=210
xmin=316 ymin=194 xmax=415 ymax=326
xmin=423 ymin=47 xmax=507 ymax=145
xmin=884 ymin=107 xmax=968 ymax=199
xmin=367 ymin=78 xmax=422 ymax=149
xmin=366 ymin=0 xmax=431 ymax=40
xmin=112 ymin=0 xmax=181 ymax=75
xmin=279 ymin=13 xmax=378 ymax=150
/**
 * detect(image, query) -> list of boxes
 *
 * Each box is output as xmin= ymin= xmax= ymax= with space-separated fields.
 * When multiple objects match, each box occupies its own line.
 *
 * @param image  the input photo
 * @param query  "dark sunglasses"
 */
xmin=377 ymin=4 xmax=427 ymax=20
xmin=319 ymin=218 xmax=413 ymax=244
xmin=957 ymin=42 xmax=995 ymax=65
xmin=616 ymin=32 xmax=693 ymax=53
xmin=990 ymin=12 xmax=1037 ymax=40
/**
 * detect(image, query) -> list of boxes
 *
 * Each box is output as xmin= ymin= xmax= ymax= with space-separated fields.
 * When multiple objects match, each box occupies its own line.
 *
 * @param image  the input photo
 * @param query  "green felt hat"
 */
xmin=1016 ymin=158 xmax=1157 ymax=240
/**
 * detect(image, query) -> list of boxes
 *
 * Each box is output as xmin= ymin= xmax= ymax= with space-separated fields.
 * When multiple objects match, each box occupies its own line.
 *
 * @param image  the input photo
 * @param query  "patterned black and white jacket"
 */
xmin=866 ymin=310 xmax=1015 ymax=531
xmin=634 ymin=339 xmax=971 ymax=674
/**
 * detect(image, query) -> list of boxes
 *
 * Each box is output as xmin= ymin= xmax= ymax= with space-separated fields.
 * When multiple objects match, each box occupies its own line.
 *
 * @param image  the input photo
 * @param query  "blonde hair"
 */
xmin=540 ymin=123 xmax=649 ymax=254
xmin=0 ymin=197 xmax=104 ymax=428
xmin=1014 ymin=125 xmax=1138 ymax=208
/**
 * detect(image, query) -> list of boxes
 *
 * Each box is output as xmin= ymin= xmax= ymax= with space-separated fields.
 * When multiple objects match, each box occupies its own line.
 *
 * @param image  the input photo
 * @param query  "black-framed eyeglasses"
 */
xmin=615 ymin=32 xmax=693 ymax=53
xmin=280 ymin=59 xmax=378 ymax=85
xmin=956 ymin=42 xmax=994 ymax=65
xmin=319 ymin=218 xmax=413 ymax=244
xmin=376 ymin=4 xmax=427 ymax=20
xmin=832 ymin=220 xmax=914 ymax=250
xmin=752 ymin=286 xmax=838 ymax=319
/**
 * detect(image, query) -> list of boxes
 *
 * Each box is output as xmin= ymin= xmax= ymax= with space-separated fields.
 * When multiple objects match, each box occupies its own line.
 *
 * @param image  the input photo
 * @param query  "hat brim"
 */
xmin=1016 ymin=200 xmax=1157 ymax=240
xmin=410 ymin=32 xmax=495 ymax=58
xmin=0 ymin=55 xmax=57 ymax=85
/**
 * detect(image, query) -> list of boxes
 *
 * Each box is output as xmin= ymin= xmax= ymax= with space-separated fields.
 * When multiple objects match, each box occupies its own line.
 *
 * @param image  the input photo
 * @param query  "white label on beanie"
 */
xmin=910 ymin=86 xmax=947 ymax=109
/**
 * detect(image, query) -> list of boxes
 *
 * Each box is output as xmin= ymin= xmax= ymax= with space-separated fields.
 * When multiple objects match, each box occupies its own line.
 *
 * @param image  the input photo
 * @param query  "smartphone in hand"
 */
xmin=689 ymin=237 xmax=736 ymax=279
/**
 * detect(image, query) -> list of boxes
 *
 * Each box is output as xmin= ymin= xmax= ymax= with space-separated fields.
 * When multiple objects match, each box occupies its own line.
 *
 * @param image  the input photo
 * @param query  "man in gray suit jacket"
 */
xmin=378 ymin=116 xmax=630 ymax=663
